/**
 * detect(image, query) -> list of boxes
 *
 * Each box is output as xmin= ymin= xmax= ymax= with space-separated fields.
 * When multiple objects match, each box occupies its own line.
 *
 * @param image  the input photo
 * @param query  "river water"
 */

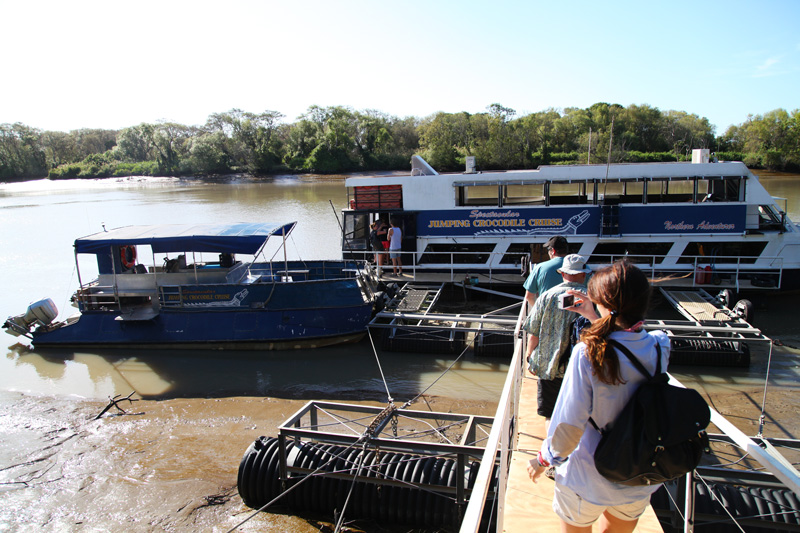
xmin=0 ymin=174 xmax=507 ymax=404
xmin=1 ymin=170 xmax=800 ymax=531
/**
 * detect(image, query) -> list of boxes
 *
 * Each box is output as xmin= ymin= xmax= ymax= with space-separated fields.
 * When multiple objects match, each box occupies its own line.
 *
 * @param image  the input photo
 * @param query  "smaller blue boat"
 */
xmin=3 ymin=222 xmax=381 ymax=350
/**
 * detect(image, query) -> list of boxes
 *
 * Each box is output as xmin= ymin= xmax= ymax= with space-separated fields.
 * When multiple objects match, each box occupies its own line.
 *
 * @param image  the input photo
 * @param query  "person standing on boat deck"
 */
xmin=528 ymin=259 xmax=670 ymax=533
xmin=369 ymin=221 xmax=385 ymax=275
xmin=524 ymin=236 xmax=569 ymax=310
xmin=522 ymin=254 xmax=590 ymax=433
xmin=388 ymin=217 xmax=403 ymax=276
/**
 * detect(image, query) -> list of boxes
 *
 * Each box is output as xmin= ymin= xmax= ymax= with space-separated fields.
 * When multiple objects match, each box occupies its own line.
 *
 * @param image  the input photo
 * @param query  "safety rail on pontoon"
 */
xmin=458 ymin=303 xmax=800 ymax=533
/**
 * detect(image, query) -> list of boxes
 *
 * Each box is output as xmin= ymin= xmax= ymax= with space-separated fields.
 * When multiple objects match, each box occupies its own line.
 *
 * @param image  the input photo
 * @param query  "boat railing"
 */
xmin=587 ymin=253 xmax=784 ymax=290
xmin=458 ymin=304 xmax=800 ymax=533
xmin=74 ymin=285 xmax=121 ymax=310
xmin=228 ymin=259 xmax=370 ymax=285
xmin=348 ymin=249 xmax=784 ymax=288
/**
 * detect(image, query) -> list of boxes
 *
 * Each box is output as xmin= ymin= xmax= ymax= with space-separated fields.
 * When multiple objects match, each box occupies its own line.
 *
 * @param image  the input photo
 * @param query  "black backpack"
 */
xmin=588 ymin=338 xmax=710 ymax=486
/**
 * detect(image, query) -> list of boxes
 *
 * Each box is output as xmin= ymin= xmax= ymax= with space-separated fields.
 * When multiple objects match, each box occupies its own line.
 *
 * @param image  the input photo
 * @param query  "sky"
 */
xmin=2 ymin=0 xmax=798 ymax=135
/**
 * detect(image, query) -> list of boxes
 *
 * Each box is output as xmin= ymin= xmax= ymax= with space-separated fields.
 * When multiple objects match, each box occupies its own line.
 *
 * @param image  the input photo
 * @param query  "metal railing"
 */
xmin=458 ymin=304 xmax=800 ymax=532
xmin=347 ymin=248 xmax=786 ymax=289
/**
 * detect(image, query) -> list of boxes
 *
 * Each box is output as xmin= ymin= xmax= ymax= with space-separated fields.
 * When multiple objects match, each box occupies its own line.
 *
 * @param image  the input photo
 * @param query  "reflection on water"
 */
xmin=2 ymin=335 xmax=508 ymax=402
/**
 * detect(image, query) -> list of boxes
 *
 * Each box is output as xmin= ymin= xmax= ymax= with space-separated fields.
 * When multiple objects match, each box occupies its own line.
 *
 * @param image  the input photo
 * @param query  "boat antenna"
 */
xmin=282 ymin=226 xmax=288 ymax=277
xmin=329 ymin=199 xmax=356 ymax=252
xmin=603 ymin=117 xmax=614 ymax=197
xmin=587 ymin=127 xmax=591 ymax=164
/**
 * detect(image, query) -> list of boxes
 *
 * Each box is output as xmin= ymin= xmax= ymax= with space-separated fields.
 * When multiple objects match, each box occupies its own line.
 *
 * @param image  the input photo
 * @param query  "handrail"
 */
xmin=345 ymin=247 xmax=786 ymax=289
xmin=459 ymin=300 xmax=528 ymax=532
xmin=458 ymin=311 xmax=800 ymax=532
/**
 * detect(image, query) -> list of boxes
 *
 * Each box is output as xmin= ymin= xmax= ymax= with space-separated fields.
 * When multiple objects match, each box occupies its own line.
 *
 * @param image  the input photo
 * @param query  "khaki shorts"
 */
xmin=552 ymin=483 xmax=650 ymax=527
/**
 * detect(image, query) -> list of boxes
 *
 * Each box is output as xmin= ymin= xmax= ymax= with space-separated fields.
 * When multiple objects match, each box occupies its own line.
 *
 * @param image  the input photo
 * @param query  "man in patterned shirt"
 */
xmin=523 ymin=254 xmax=591 ymax=430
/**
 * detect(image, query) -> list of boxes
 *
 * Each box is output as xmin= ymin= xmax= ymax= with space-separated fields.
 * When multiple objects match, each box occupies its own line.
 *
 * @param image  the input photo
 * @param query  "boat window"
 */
xmin=549 ymin=182 xmax=588 ymax=205
xmin=504 ymin=183 xmax=545 ymax=206
xmin=646 ymin=178 xmax=693 ymax=203
xmin=588 ymin=242 xmax=673 ymax=265
xmin=342 ymin=212 xmax=370 ymax=251
xmin=709 ymin=177 xmax=742 ymax=202
xmin=678 ymin=241 xmax=768 ymax=264
xmin=419 ymin=243 xmax=496 ymax=264
xmin=597 ymin=180 xmax=624 ymax=202
xmin=757 ymin=205 xmax=786 ymax=231
xmin=459 ymin=184 xmax=500 ymax=206
xmin=646 ymin=179 xmax=668 ymax=203
xmin=696 ymin=179 xmax=713 ymax=202
xmin=664 ymin=178 xmax=695 ymax=202
xmin=621 ymin=181 xmax=644 ymax=203
xmin=696 ymin=177 xmax=743 ymax=203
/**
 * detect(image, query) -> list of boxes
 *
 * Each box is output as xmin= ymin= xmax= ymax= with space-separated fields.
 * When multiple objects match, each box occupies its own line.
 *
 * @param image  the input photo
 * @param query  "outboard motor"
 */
xmin=3 ymin=298 xmax=58 ymax=337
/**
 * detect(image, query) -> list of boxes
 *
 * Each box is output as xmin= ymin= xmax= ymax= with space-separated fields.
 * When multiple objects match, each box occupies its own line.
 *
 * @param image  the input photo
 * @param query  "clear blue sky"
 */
xmin=2 ymin=0 xmax=798 ymax=135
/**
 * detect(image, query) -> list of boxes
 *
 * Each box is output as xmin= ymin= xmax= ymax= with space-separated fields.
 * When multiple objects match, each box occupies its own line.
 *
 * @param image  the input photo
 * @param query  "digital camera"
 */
xmin=558 ymin=293 xmax=575 ymax=309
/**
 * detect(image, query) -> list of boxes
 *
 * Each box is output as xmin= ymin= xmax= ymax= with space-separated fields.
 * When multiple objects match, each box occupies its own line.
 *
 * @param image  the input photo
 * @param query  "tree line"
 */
xmin=1 ymin=103 xmax=798 ymax=181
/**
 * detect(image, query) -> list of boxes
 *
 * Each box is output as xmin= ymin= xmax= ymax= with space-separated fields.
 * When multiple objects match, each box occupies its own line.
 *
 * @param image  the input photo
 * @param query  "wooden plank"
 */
xmin=502 ymin=375 xmax=663 ymax=532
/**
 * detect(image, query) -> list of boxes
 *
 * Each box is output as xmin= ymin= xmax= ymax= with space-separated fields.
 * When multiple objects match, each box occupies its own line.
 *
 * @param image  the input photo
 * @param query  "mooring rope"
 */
xmin=366 ymin=328 xmax=393 ymax=404
xmin=757 ymin=339 xmax=776 ymax=437
xmin=333 ymin=440 xmax=369 ymax=533
xmin=225 ymin=436 xmax=366 ymax=532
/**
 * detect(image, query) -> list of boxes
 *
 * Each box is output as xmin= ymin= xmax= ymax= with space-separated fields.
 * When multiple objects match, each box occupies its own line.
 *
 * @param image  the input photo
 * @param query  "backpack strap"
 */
xmin=587 ymin=337 xmax=663 ymax=433
xmin=607 ymin=338 xmax=662 ymax=379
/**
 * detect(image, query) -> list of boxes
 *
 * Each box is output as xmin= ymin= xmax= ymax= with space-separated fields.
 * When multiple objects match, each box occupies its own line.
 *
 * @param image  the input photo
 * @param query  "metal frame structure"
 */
xmin=275 ymin=401 xmax=497 ymax=509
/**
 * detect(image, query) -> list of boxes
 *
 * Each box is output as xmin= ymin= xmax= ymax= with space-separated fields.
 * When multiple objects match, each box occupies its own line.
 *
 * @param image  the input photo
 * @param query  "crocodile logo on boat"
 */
xmin=474 ymin=210 xmax=590 ymax=236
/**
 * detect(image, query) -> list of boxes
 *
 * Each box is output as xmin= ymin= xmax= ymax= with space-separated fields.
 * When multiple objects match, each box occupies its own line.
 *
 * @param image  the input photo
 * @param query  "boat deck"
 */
xmin=502 ymin=374 xmax=663 ymax=531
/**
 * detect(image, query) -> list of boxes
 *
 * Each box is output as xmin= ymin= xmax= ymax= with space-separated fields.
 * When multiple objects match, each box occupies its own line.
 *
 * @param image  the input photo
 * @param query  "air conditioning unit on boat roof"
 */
xmin=465 ymin=156 xmax=476 ymax=174
xmin=692 ymin=149 xmax=710 ymax=164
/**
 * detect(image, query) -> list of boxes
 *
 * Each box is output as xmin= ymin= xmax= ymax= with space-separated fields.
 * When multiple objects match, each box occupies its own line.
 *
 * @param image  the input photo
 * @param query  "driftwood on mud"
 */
xmin=95 ymin=391 xmax=139 ymax=420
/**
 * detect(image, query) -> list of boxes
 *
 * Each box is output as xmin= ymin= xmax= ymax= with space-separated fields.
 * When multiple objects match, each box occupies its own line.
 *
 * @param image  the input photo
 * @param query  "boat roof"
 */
xmin=345 ymin=160 xmax=754 ymax=187
xmin=74 ymin=222 xmax=297 ymax=255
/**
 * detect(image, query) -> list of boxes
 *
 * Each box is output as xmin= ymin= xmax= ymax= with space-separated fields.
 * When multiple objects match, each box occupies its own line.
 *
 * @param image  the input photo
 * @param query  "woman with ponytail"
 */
xmin=527 ymin=259 xmax=670 ymax=532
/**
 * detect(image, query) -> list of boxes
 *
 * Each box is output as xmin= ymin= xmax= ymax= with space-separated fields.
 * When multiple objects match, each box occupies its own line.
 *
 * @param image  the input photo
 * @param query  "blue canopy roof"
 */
xmin=74 ymin=222 xmax=297 ymax=255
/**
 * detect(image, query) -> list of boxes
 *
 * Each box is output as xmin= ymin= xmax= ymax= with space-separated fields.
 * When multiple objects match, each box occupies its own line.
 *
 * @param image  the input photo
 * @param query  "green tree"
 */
xmin=115 ymin=125 xmax=155 ymax=162
xmin=185 ymin=132 xmax=229 ymax=174
xmin=71 ymin=129 xmax=118 ymax=159
xmin=0 ymin=123 xmax=47 ymax=179
xmin=661 ymin=111 xmax=715 ymax=160
xmin=485 ymin=104 xmax=518 ymax=169
xmin=41 ymin=130 xmax=77 ymax=168
xmin=205 ymin=108 xmax=285 ymax=173
xmin=418 ymin=112 xmax=461 ymax=170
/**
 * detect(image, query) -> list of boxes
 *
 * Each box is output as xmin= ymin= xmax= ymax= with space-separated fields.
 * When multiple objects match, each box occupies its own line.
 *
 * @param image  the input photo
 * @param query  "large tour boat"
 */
xmin=342 ymin=151 xmax=799 ymax=291
xmin=4 ymin=222 xmax=380 ymax=349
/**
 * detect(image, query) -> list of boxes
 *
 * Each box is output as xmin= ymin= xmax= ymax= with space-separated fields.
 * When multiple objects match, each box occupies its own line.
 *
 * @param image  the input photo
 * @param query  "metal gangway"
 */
xmin=368 ymin=282 xmax=521 ymax=356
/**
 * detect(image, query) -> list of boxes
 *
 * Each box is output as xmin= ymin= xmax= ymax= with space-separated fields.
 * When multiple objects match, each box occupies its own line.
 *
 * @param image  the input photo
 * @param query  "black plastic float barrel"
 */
xmin=652 ymin=480 xmax=800 ymax=532
xmin=668 ymin=338 xmax=750 ymax=367
xmin=238 ymin=437 xmax=496 ymax=530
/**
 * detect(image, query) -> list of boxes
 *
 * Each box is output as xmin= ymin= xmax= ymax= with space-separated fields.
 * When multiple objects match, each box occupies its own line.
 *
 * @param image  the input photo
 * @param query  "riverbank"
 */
xmin=0 ymin=390 xmax=498 ymax=532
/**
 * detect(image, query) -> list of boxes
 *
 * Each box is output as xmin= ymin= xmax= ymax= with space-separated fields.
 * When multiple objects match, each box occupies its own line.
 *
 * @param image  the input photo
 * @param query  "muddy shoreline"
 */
xmin=2 ymin=375 xmax=798 ymax=532
xmin=0 ymin=391 xmax=497 ymax=532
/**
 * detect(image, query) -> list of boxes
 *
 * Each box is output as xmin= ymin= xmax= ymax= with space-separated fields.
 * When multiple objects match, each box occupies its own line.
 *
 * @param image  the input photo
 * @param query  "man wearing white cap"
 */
xmin=523 ymin=254 xmax=592 ymax=434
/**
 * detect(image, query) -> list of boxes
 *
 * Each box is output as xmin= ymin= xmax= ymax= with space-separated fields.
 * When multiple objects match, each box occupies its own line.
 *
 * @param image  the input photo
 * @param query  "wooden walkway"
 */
xmin=501 ymin=374 xmax=664 ymax=532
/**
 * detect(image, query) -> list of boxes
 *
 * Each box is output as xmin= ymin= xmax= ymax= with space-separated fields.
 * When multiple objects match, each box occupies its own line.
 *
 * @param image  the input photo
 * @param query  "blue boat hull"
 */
xmin=32 ymin=303 xmax=374 ymax=350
